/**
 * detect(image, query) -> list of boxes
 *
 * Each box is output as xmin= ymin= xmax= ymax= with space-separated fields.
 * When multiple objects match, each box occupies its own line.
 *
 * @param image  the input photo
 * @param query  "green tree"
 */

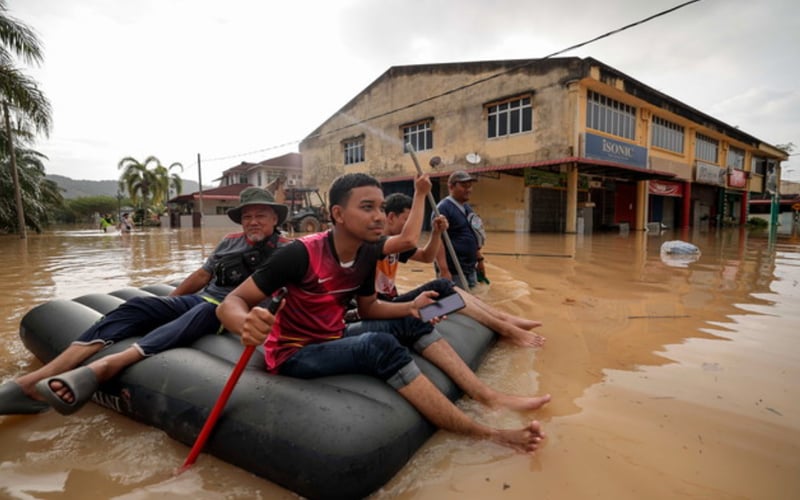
xmin=118 ymin=155 xmax=160 ymax=216
xmin=0 ymin=0 xmax=53 ymax=237
xmin=118 ymin=156 xmax=184 ymax=218
xmin=0 ymin=145 xmax=62 ymax=233
xmin=153 ymin=160 xmax=183 ymax=214
xmin=61 ymin=195 xmax=121 ymax=224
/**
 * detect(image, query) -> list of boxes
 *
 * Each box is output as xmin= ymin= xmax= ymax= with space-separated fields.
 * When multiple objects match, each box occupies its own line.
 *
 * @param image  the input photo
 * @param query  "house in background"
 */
xmin=218 ymin=152 xmax=303 ymax=188
xmin=167 ymin=152 xmax=303 ymax=228
xmin=167 ymin=183 xmax=249 ymax=228
xmin=299 ymin=57 xmax=788 ymax=233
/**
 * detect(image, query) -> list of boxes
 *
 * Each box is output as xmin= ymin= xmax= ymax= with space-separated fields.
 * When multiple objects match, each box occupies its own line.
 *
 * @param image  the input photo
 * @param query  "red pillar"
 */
xmin=681 ymin=181 xmax=692 ymax=229
xmin=740 ymin=190 xmax=749 ymax=225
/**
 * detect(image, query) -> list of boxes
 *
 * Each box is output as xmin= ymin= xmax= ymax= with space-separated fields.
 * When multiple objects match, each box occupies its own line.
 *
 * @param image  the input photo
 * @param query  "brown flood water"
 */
xmin=1 ymin=225 xmax=799 ymax=500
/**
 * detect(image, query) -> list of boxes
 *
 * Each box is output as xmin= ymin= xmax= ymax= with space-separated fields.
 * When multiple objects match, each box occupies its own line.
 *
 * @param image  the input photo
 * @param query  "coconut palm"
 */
xmin=118 ymin=155 xmax=161 ymax=216
xmin=153 ymin=160 xmax=183 ymax=210
xmin=0 ymin=0 xmax=53 ymax=237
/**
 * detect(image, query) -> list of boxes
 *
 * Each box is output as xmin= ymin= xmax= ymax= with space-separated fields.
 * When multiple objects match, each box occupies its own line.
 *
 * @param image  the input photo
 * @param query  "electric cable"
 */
xmin=192 ymin=0 xmax=703 ymax=166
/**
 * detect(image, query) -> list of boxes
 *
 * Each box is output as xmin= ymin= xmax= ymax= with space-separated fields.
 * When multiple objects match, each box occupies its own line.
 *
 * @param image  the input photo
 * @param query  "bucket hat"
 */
xmin=227 ymin=187 xmax=289 ymax=225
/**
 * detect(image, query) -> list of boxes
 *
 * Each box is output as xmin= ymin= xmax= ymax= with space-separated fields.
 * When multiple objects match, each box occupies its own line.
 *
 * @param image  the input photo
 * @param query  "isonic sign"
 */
xmin=584 ymin=132 xmax=648 ymax=168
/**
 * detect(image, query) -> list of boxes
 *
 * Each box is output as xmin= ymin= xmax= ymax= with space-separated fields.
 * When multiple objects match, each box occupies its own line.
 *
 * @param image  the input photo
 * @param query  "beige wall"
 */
xmin=301 ymin=63 xmax=578 ymax=231
xmin=174 ymin=214 xmax=239 ymax=229
xmin=434 ymin=173 xmax=529 ymax=232
xmin=301 ymin=59 xmax=788 ymax=233
xmin=301 ymin=66 xmax=577 ymax=187
xmin=650 ymin=156 xmax=693 ymax=179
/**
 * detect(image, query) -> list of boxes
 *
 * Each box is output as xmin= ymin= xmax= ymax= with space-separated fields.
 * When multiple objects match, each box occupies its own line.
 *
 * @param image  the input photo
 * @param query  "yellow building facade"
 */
xmin=299 ymin=57 xmax=787 ymax=233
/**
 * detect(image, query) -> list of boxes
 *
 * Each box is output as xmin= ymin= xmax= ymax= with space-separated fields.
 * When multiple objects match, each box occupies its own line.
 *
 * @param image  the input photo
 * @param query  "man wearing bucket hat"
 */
xmin=0 ymin=187 xmax=290 ymax=416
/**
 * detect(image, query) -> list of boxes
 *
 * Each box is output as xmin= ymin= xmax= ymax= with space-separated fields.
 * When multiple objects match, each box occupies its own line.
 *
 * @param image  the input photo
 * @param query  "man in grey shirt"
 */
xmin=1 ymin=187 xmax=289 ymax=416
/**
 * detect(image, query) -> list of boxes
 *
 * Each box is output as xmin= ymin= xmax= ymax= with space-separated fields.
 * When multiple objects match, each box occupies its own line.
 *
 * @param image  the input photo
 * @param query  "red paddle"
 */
xmin=178 ymin=287 xmax=287 ymax=473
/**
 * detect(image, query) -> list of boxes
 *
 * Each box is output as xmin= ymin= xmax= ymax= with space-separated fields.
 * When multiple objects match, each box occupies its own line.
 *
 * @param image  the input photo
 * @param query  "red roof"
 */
xmin=221 ymin=153 xmax=302 ymax=176
xmin=168 ymin=183 xmax=251 ymax=203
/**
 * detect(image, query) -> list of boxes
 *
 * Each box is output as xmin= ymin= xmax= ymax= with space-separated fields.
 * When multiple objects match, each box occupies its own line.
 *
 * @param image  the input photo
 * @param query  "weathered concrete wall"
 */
xmin=301 ymin=61 xmax=580 ymax=231
xmin=300 ymin=58 xmax=787 ymax=233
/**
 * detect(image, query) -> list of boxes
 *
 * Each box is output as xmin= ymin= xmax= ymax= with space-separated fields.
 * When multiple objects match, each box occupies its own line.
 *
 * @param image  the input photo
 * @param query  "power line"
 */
xmin=201 ymin=139 xmax=301 ymax=164
xmin=198 ymin=0 xmax=703 ymax=166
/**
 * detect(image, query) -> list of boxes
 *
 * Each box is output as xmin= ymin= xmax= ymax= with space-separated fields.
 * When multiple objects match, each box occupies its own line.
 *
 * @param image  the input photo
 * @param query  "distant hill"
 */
xmin=46 ymin=174 xmax=205 ymax=199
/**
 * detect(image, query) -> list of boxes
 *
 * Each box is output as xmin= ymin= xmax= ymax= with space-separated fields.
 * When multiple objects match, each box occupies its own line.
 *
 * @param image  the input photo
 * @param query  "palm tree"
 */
xmin=0 ymin=0 xmax=53 ymax=238
xmin=153 ymin=160 xmax=183 ymax=211
xmin=118 ymin=155 xmax=161 ymax=217
xmin=0 ymin=144 xmax=62 ymax=233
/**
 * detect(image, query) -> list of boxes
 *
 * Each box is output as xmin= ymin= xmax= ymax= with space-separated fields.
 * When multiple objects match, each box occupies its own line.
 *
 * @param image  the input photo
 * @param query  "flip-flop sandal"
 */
xmin=0 ymin=380 xmax=50 ymax=415
xmin=35 ymin=366 xmax=99 ymax=415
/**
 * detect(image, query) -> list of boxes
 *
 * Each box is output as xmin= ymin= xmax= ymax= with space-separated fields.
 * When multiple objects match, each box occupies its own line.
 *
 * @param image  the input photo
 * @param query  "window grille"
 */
xmin=586 ymin=90 xmax=636 ymax=140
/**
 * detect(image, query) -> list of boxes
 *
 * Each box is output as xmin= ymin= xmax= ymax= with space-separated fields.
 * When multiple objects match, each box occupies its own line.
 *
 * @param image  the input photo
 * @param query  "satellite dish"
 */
xmin=466 ymin=153 xmax=481 ymax=164
xmin=429 ymin=156 xmax=442 ymax=168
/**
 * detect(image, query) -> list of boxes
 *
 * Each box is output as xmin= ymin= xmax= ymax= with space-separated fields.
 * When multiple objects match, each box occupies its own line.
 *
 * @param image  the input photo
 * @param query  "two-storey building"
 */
xmin=299 ymin=57 xmax=787 ymax=233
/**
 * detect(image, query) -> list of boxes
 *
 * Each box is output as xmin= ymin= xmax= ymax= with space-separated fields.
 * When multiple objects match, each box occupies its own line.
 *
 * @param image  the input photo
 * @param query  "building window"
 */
xmin=586 ymin=90 xmax=636 ymax=140
xmin=402 ymin=120 xmax=434 ymax=153
xmin=695 ymin=133 xmax=719 ymax=163
xmin=344 ymin=137 xmax=365 ymax=165
xmin=727 ymin=146 xmax=745 ymax=169
xmin=487 ymin=95 xmax=532 ymax=138
xmin=751 ymin=156 xmax=767 ymax=176
xmin=651 ymin=116 xmax=684 ymax=154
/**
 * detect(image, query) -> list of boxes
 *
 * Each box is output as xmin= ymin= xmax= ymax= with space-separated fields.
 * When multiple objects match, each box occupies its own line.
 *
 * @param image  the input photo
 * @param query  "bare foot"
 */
xmin=485 ymin=392 xmax=551 ymax=412
xmin=506 ymin=330 xmax=546 ymax=348
xmin=490 ymin=420 xmax=546 ymax=453
xmin=498 ymin=323 xmax=547 ymax=348
xmin=46 ymin=379 xmax=76 ymax=404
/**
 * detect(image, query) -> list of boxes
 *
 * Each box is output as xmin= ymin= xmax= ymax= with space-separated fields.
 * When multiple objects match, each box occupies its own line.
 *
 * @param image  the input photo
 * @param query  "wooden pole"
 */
xmin=406 ymin=143 xmax=468 ymax=290
xmin=197 ymin=153 xmax=204 ymax=227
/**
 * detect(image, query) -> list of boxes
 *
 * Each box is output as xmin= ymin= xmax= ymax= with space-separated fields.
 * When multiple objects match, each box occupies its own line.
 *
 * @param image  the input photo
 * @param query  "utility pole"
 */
xmin=197 ymin=153 xmax=204 ymax=227
xmin=767 ymin=163 xmax=780 ymax=244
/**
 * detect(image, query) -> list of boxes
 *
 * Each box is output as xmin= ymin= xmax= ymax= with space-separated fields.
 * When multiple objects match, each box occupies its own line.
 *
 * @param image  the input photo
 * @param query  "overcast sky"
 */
xmin=8 ymin=0 xmax=800 ymax=184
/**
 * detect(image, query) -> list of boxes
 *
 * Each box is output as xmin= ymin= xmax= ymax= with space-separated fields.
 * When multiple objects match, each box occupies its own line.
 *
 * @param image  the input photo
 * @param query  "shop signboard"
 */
xmin=584 ymin=132 xmax=648 ymax=168
xmin=727 ymin=168 xmax=747 ymax=188
xmin=649 ymin=179 xmax=683 ymax=197
xmin=695 ymin=161 xmax=726 ymax=186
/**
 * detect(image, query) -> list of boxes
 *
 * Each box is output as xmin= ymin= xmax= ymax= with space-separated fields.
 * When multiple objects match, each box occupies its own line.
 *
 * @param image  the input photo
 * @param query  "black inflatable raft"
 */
xmin=19 ymin=284 xmax=495 ymax=499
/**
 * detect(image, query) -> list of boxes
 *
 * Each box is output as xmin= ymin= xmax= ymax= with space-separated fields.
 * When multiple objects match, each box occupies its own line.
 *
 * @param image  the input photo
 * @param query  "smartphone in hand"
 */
xmin=418 ymin=293 xmax=466 ymax=322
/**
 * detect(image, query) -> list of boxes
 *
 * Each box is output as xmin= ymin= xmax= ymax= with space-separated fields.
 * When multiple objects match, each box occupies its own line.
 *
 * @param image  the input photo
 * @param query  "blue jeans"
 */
xmin=436 ymin=264 xmax=477 ymax=289
xmin=390 ymin=278 xmax=456 ymax=303
xmin=74 ymin=295 xmax=220 ymax=356
xmin=279 ymin=316 xmax=442 ymax=389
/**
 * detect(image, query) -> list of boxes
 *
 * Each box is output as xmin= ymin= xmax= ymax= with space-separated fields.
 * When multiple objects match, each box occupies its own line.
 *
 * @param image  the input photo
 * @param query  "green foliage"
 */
xmin=0 ymin=1 xmax=55 ymax=234
xmin=55 ymin=195 xmax=124 ymax=224
xmin=746 ymin=216 xmax=769 ymax=228
xmin=0 ymin=147 xmax=64 ymax=232
xmin=118 ymin=156 xmax=183 ymax=216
